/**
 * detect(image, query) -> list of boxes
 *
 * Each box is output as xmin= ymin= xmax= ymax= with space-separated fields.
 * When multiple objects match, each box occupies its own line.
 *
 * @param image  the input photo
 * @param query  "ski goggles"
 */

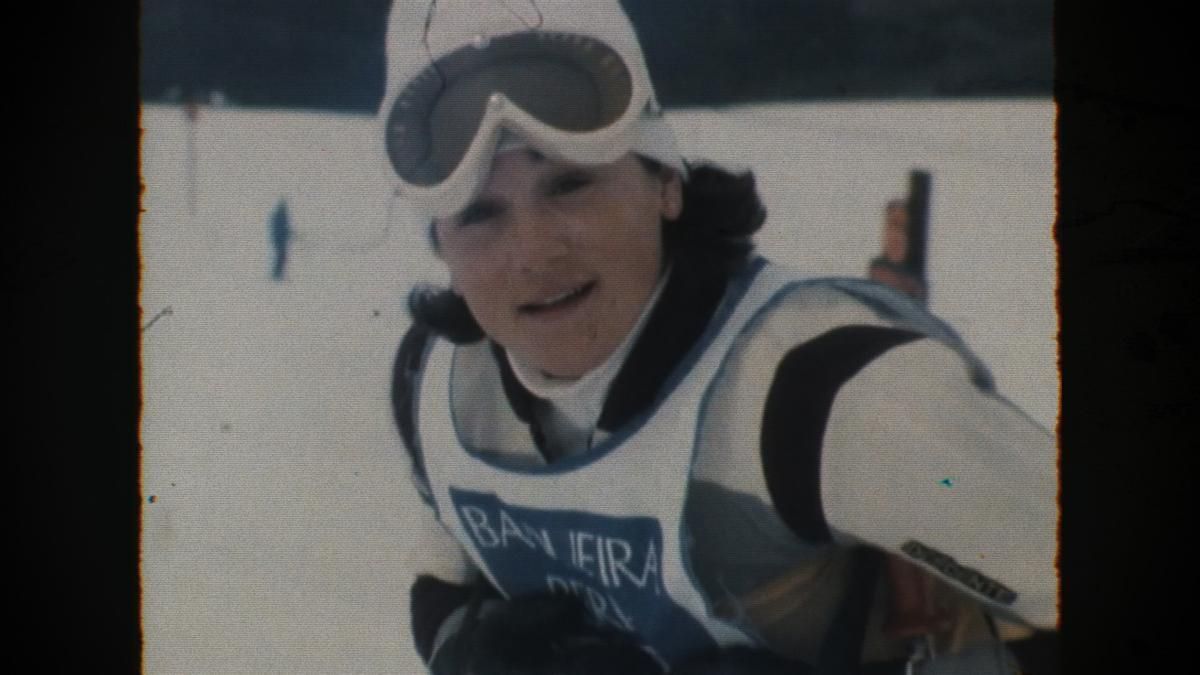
xmin=383 ymin=30 xmax=665 ymax=218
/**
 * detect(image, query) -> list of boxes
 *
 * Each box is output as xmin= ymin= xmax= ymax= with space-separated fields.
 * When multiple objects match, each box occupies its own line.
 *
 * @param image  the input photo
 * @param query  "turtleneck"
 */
xmin=507 ymin=268 xmax=672 ymax=459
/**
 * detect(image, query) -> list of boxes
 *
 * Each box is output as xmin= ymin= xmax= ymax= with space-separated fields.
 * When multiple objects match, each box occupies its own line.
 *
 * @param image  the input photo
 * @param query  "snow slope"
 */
xmin=139 ymin=99 xmax=1056 ymax=674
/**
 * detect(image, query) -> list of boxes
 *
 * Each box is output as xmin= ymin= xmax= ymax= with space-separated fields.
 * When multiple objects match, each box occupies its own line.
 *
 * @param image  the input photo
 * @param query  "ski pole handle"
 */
xmin=904 ymin=169 xmax=932 ymax=288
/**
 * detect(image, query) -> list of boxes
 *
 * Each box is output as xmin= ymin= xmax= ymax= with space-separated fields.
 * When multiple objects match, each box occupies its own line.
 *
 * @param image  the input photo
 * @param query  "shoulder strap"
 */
xmin=815 ymin=546 xmax=886 ymax=675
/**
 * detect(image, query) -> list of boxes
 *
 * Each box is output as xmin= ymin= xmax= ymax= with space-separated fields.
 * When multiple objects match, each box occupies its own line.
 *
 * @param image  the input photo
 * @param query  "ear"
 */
xmin=659 ymin=170 xmax=683 ymax=221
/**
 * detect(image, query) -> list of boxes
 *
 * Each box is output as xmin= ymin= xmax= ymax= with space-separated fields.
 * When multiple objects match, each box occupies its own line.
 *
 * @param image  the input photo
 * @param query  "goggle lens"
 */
xmin=385 ymin=32 xmax=634 ymax=186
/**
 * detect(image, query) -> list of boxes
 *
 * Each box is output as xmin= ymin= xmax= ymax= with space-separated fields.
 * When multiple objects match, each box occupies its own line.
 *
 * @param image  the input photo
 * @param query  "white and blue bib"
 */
xmin=416 ymin=260 xmax=807 ymax=665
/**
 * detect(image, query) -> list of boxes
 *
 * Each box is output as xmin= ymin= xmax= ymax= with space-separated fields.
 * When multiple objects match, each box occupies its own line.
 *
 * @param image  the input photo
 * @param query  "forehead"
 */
xmin=479 ymin=149 xmax=643 ymax=196
xmin=478 ymin=147 xmax=562 ymax=192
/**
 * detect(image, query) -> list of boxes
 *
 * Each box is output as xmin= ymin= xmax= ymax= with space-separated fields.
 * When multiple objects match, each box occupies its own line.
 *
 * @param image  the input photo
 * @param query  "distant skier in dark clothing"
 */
xmin=270 ymin=198 xmax=292 ymax=280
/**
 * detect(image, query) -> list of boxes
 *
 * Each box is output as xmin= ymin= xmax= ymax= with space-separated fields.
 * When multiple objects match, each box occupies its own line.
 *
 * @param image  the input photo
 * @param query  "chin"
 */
xmin=536 ymin=355 xmax=599 ymax=380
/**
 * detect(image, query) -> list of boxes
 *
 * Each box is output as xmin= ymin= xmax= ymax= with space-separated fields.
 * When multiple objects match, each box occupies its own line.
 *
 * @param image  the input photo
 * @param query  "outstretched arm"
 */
xmin=756 ymin=324 xmax=1058 ymax=672
xmin=817 ymin=337 xmax=1058 ymax=630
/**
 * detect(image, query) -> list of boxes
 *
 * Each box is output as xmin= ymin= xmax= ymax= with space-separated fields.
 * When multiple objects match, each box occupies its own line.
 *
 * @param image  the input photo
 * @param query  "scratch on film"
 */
xmin=142 ymin=306 xmax=174 ymax=333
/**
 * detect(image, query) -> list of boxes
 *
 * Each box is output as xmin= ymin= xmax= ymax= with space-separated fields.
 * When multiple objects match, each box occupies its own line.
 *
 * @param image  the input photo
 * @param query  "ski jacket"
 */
xmin=391 ymin=256 xmax=1057 ymax=671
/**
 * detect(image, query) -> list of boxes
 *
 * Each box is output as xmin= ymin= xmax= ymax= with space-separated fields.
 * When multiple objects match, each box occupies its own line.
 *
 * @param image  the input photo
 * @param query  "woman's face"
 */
xmin=434 ymin=150 xmax=682 ymax=379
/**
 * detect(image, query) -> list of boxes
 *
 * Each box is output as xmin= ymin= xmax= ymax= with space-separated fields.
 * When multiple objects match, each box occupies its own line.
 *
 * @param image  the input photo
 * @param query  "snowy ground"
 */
xmin=139 ymin=99 xmax=1057 ymax=674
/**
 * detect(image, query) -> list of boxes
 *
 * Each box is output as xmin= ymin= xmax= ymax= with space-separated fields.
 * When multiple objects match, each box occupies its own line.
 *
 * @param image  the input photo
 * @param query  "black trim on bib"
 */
xmin=816 ymin=546 xmax=886 ymax=674
xmin=392 ymin=322 xmax=435 ymax=492
xmin=598 ymin=255 xmax=735 ymax=431
xmin=761 ymin=325 xmax=924 ymax=543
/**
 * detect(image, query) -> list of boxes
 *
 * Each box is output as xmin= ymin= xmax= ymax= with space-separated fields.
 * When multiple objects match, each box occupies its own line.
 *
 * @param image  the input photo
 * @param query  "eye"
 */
xmin=455 ymin=199 xmax=504 ymax=227
xmin=549 ymin=171 xmax=593 ymax=196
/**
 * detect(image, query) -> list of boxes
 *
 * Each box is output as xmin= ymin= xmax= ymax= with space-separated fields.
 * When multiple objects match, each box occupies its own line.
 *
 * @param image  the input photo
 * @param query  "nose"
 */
xmin=510 ymin=203 xmax=571 ymax=274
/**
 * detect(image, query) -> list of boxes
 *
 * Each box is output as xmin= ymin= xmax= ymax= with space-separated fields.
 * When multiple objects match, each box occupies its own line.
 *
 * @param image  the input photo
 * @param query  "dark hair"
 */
xmin=407 ymin=160 xmax=767 ymax=343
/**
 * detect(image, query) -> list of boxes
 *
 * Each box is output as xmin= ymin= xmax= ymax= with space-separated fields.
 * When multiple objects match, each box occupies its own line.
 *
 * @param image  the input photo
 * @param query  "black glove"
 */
xmin=673 ymin=647 xmax=811 ymax=675
xmin=431 ymin=593 xmax=664 ymax=675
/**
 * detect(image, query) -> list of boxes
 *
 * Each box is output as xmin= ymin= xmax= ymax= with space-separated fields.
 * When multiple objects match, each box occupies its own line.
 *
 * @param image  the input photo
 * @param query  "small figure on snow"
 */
xmin=269 ymin=198 xmax=292 ymax=281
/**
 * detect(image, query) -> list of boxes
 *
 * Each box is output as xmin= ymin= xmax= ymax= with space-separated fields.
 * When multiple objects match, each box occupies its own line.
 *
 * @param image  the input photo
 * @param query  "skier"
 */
xmin=269 ymin=198 xmax=292 ymax=280
xmin=380 ymin=1 xmax=1058 ymax=672
xmin=868 ymin=187 xmax=928 ymax=303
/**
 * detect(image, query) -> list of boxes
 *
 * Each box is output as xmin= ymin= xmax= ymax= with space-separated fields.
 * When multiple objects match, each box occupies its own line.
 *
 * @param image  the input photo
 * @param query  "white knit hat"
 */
xmin=378 ymin=0 xmax=686 ymax=217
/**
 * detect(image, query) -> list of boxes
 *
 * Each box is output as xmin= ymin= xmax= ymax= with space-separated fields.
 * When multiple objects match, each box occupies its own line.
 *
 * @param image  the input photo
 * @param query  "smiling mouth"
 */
xmin=519 ymin=281 xmax=596 ymax=315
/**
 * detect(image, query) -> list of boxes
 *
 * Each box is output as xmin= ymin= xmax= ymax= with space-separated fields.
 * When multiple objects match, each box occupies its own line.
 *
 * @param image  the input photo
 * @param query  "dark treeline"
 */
xmin=140 ymin=0 xmax=1052 ymax=112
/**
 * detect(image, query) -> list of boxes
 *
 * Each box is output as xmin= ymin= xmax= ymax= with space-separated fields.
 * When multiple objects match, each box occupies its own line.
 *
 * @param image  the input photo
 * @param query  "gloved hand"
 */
xmin=430 ymin=593 xmax=664 ymax=675
xmin=672 ymin=646 xmax=809 ymax=675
